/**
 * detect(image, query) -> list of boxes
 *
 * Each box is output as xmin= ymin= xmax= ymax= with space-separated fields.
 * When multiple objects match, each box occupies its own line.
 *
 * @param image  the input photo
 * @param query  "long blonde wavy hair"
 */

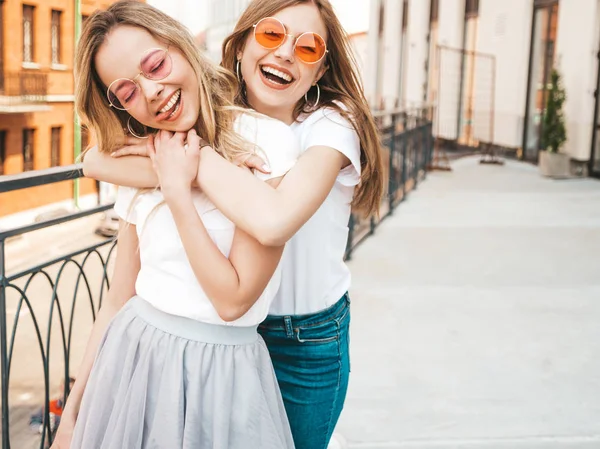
xmin=222 ymin=0 xmax=385 ymax=216
xmin=75 ymin=0 xmax=250 ymax=161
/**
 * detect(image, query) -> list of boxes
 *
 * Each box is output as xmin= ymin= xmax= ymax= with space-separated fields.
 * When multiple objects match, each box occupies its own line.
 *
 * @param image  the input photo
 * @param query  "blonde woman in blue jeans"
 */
xmin=83 ymin=0 xmax=384 ymax=447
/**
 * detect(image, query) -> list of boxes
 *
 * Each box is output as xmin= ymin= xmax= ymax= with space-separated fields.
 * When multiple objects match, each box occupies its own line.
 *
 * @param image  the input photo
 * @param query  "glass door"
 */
xmin=523 ymin=2 xmax=559 ymax=161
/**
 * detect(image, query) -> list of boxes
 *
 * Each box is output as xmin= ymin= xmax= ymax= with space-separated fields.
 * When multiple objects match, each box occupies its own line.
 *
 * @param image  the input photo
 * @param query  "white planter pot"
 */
xmin=539 ymin=150 xmax=571 ymax=178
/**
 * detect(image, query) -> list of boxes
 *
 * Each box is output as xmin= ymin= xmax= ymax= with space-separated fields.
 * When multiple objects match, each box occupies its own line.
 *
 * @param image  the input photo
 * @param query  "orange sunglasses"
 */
xmin=253 ymin=17 xmax=328 ymax=64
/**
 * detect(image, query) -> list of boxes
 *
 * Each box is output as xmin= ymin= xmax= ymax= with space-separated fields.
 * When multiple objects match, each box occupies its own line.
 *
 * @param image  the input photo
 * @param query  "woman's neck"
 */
xmin=248 ymin=99 xmax=295 ymax=125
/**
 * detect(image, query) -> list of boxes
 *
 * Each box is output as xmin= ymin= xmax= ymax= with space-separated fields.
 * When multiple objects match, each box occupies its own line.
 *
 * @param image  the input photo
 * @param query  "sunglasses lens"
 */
xmin=295 ymin=32 xmax=327 ymax=63
xmin=108 ymin=79 xmax=138 ymax=110
xmin=141 ymin=48 xmax=172 ymax=80
xmin=254 ymin=18 xmax=286 ymax=49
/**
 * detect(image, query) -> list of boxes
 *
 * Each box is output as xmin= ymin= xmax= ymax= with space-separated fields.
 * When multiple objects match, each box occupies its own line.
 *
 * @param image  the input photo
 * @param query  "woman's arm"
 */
xmin=82 ymin=145 xmax=158 ymax=188
xmin=152 ymin=129 xmax=285 ymax=322
xmin=198 ymin=145 xmax=349 ymax=246
xmin=167 ymin=178 xmax=285 ymax=322
xmin=51 ymin=220 xmax=140 ymax=448
xmin=82 ymin=142 xmax=270 ymax=188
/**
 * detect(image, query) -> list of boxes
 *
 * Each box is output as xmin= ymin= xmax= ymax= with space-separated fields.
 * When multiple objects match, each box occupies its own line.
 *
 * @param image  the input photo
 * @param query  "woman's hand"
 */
xmin=50 ymin=410 xmax=76 ymax=449
xmin=232 ymin=153 xmax=270 ymax=174
xmin=148 ymin=129 xmax=200 ymax=200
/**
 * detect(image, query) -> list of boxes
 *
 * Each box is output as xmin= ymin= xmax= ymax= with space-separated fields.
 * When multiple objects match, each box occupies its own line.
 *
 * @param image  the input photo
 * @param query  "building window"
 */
xmin=23 ymin=5 xmax=35 ymax=63
xmin=430 ymin=0 xmax=439 ymax=23
xmin=51 ymin=10 xmax=61 ymax=64
xmin=0 ymin=131 xmax=6 ymax=176
xmin=51 ymin=127 xmax=61 ymax=167
xmin=465 ymin=0 xmax=479 ymax=18
xmin=22 ymin=129 xmax=34 ymax=171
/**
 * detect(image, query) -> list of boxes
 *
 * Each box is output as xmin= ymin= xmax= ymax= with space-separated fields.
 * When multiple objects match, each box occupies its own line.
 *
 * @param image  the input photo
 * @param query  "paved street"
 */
xmin=339 ymin=156 xmax=600 ymax=448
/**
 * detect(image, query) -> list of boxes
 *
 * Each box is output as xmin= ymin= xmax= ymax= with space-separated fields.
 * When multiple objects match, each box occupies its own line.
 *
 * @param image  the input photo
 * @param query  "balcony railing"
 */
xmin=0 ymin=72 xmax=48 ymax=108
xmin=0 ymin=107 xmax=432 ymax=449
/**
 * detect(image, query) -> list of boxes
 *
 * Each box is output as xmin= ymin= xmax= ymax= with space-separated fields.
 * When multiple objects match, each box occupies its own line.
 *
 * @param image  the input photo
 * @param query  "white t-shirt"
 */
xmin=269 ymin=105 xmax=362 ymax=316
xmin=114 ymin=113 xmax=300 ymax=326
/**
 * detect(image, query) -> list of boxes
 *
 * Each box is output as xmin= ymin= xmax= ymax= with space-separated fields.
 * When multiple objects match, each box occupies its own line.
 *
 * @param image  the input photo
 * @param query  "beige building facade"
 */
xmin=367 ymin=0 xmax=600 ymax=176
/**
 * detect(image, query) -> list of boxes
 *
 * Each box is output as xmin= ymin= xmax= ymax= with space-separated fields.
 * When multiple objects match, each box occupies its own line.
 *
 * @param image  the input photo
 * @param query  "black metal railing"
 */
xmin=345 ymin=106 xmax=434 ymax=259
xmin=0 ymin=106 xmax=433 ymax=448
xmin=1 ymin=167 xmax=115 ymax=449
xmin=0 ymin=72 xmax=48 ymax=106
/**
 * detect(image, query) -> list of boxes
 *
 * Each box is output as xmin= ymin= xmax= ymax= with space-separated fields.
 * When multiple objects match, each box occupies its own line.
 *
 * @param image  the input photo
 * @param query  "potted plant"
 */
xmin=539 ymin=68 xmax=570 ymax=178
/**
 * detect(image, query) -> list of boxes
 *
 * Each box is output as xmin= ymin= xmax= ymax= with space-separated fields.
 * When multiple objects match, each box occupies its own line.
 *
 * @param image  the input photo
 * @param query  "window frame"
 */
xmin=51 ymin=127 xmax=61 ymax=167
xmin=22 ymin=128 xmax=35 ymax=172
xmin=51 ymin=9 xmax=62 ymax=65
xmin=23 ymin=4 xmax=35 ymax=63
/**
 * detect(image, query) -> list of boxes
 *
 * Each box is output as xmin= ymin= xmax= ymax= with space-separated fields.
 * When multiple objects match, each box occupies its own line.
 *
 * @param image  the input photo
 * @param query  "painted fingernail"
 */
xmin=262 ymin=164 xmax=271 ymax=172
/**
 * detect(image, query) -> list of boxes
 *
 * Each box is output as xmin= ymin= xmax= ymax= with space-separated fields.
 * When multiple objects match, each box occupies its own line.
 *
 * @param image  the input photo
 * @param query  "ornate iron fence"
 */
xmin=0 ymin=167 xmax=116 ymax=449
xmin=0 ymin=106 xmax=432 ymax=448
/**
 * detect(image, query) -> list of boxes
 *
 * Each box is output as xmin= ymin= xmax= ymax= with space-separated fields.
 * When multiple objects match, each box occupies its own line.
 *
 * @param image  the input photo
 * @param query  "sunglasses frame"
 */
xmin=252 ymin=17 xmax=328 ymax=65
xmin=106 ymin=47 xmax=172 ymax=111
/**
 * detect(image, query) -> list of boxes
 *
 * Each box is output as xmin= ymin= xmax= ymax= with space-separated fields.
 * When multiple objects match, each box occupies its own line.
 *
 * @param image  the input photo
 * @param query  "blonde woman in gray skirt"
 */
xmin=50 ymin=2 xmax=296 ymax=448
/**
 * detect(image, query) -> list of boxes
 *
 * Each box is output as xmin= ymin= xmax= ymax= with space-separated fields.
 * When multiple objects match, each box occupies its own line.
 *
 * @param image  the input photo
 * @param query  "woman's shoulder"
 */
xmin=299 ymin=101 xmax=355 ymax=131
xmin=236 ymin=111 xmax=298 ymax=155
xmin=295 ymin=101 xmax=361 ymax=174
xmin=235 ymin=111 xmax=300 ymax=168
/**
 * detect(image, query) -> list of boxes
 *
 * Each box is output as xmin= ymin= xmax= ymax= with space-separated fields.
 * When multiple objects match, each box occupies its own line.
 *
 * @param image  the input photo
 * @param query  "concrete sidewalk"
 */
xmin=339 ymin=156 xmax=600 ymax=448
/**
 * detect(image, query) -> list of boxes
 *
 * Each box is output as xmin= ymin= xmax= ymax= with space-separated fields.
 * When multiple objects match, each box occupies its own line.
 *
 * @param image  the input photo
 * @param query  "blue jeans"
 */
xmin=258 ymin=293 xmax=351 ymax=449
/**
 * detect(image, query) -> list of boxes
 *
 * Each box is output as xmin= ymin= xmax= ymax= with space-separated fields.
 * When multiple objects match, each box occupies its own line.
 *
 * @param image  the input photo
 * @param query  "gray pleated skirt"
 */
xmin=71 ymin=296 xmax=295 ymax=449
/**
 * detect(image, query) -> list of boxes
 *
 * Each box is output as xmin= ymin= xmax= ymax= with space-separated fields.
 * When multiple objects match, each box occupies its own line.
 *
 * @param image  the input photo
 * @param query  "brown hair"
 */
xmin=75 ymin=0 xmax=251 ymax=161
xmin=222 ymin=0 xmax=385 ymax=216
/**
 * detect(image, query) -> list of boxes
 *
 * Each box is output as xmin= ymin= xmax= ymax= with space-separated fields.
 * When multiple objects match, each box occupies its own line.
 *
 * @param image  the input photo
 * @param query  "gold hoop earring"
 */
xmin=236 ymin=60 xmax=247 ymax=97
xmin=304 ymin=83 xmax=320 ymax=111
xmin=127 ymin=116 xmax=149 ymax=139
xmin=236 ymin=60 xmax=243 ymax=83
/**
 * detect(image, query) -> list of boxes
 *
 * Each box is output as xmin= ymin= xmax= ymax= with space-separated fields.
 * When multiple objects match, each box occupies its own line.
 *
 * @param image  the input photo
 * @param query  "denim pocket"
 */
xmin=295 ymin=306 xmax=349 ymax=344
xmin=295 ymin=330 xmax=338 ymax=344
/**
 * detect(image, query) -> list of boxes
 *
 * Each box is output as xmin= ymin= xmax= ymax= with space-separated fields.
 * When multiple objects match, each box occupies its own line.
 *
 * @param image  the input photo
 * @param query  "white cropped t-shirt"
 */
xmin=114 ymin=113 xmax=300 ymax=326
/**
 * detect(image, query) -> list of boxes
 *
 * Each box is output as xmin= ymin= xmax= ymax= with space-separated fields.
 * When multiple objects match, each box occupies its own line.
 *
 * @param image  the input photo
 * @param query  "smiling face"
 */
xmin=239 ymin=3 xmax=328 ymax=124
xmin=95 ymin=25 xmax=200 ymax=132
